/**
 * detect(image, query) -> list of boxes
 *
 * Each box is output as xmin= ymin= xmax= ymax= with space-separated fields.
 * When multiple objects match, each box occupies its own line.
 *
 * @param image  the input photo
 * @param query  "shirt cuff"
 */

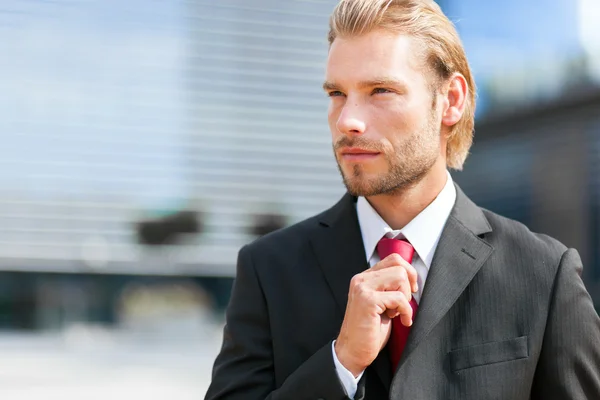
xmin=331 ymin=340 xmax=364 ymax=399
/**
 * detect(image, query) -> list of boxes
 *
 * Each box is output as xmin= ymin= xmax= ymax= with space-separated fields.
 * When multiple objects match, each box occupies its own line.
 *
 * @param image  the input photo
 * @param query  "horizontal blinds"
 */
xmin=0 ymin=0 xmax=344 ymax=276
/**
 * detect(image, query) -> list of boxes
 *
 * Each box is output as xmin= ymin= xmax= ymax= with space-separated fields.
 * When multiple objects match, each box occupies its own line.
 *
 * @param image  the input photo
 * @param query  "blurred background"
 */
xmin=0 ymin=0 xmax=598 ymax=398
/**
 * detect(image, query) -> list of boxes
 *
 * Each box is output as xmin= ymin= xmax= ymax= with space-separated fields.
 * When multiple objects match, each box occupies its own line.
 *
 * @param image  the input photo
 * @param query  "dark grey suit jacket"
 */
xmin=205 ymin=186 xmax=600 ymax=399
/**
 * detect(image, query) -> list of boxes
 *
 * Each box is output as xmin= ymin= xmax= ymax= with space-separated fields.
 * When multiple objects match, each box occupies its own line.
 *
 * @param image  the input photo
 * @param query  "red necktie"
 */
xmin=376 ymin=237 xmax=418 ymax=373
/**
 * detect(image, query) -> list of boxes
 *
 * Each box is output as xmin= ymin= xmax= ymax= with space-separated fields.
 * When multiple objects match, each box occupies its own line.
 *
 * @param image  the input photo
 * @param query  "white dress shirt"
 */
xmin=332 ymin=171 xmax=457 ymax=398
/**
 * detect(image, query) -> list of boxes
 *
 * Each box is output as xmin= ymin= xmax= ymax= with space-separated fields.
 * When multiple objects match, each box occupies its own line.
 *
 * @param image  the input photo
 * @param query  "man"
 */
xmin=205 ymin=0 xmax=600 ymax=399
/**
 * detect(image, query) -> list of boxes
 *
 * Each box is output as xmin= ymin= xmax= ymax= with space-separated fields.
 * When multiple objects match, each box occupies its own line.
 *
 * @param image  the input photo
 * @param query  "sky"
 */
xmin=579 ymin=0 xmax=600 ymax=81
xmin=439 ymin=0 xmax=584 ymax=114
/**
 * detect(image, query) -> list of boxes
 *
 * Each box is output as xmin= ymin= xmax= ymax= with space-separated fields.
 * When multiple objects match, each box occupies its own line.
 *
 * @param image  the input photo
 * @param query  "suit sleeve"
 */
xmin=531 ymin=248 xmax=600 ymax=399
xmin=205 ymin=245 xmax=356 ymax=400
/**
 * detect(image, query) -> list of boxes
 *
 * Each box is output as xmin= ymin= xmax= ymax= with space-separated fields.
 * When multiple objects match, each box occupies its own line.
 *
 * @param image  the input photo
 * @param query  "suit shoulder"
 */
xmin=481 ymin=208 xmax=568 ymax=265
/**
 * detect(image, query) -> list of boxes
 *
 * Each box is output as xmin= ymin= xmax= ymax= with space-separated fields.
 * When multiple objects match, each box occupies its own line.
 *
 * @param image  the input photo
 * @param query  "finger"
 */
xmin=398 ymin=310 xmax=414 ymax=327
xmin=372 ymin=254 xmax=419 ymax=293
xmin=370 ymin=253 xmax=405 ymax=271
xmin=382 ymin=293 xmax=414 ymax=327
xmin=402 ymin=261 xmax=419 ymax=294
xmin=376 ymin=292 xmax=413 ymax=326
xmin=385 ymin=308 xmax=397 ymax=319
xmin=363 ymin=267 xmax=412 ymax=301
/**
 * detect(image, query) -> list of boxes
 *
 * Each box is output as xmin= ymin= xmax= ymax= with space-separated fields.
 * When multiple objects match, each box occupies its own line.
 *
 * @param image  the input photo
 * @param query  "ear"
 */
xmin=441 ymin=72 xmax=468 ymax=128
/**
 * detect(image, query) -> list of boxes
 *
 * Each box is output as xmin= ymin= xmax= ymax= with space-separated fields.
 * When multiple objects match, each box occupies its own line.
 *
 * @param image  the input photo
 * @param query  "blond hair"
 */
xmin=328 ymin=0 xmax=475 ymax=170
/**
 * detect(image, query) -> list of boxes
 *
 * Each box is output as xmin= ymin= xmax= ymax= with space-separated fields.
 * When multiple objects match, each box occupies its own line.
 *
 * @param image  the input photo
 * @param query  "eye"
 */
xmin=327 ymin=91 xmax=345 ymax=97
xmin=372 ymin=87 xmax=393 ymax=95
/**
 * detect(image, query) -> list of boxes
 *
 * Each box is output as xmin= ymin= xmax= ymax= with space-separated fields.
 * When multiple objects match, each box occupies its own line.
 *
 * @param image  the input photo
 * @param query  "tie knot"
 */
xmin=377 ymin=237 xmax=414 ymax=263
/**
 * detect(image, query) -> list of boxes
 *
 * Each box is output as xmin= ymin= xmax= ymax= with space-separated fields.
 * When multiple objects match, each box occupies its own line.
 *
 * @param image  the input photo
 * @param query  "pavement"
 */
xmin=0 ymin=320 xmax=224 ymax=400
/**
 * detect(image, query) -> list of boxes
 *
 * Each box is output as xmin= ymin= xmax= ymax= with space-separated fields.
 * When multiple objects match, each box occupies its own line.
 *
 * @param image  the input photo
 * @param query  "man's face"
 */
xmin=325 ymin=30 xmax=444 ymax=197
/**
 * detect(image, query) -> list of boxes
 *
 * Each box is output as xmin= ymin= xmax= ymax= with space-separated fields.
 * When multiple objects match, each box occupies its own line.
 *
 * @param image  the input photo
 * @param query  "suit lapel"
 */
xmin=310 ymin=193 xmax=368 ymax=315
xmin=396 ymin=185 xmax=494 ymax=371
xmin=309 ymin=193 xmax=393 ymax=390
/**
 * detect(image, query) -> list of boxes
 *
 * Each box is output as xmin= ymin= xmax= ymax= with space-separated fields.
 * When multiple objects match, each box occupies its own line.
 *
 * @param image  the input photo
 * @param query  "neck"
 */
xmin=365 ymin=160 xmax=448 ymax=230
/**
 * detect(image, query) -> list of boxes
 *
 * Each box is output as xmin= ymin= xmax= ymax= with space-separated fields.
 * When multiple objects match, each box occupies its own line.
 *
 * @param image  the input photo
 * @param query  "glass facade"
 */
xmin=0 ymin=0 xmax=343 ymax=278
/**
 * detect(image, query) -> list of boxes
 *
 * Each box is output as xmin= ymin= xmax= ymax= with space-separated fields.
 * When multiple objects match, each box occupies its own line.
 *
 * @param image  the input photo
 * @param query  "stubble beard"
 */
xmin=335 ymin=117 xmax=440 ymax=197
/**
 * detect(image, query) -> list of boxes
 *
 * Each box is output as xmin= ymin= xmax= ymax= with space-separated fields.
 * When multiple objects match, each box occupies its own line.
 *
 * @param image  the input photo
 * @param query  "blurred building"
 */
xmin=188 ymin=0 xmax=344 ymax=274
xmin=455 ymin=90 xmax=600 ymax=306
xmin=0 ymin=0 xmax=345 ymax=330
xmin=0 ymin=0 xmax=598 ymax=331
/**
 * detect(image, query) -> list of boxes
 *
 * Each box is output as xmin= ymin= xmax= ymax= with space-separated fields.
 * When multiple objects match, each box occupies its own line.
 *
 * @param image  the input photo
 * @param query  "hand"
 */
xmin=334 ymin=254 xmax=418 ymax=377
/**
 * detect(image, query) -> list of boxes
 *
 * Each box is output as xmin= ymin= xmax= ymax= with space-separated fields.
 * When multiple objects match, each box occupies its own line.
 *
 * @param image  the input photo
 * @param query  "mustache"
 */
xmin=333 ymin=136 xmax=385 ymax=152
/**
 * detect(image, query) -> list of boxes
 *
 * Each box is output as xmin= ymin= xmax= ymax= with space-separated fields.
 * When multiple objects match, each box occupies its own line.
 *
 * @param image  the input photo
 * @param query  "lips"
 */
xmin=340 ymin=147 xmax=380 ymax=161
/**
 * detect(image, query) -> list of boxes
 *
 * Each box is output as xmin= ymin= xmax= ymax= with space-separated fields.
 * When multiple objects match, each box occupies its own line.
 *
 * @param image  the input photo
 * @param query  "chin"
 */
xmin=342 ymin=177 xmax=377 ymax=197
xmin=337 ymin=165 xmax=386 ymax=196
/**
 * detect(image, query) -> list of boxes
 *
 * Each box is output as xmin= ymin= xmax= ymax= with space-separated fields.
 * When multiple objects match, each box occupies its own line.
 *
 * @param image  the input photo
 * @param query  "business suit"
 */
xmin=206 ymin=185 xmax=600 ymax=399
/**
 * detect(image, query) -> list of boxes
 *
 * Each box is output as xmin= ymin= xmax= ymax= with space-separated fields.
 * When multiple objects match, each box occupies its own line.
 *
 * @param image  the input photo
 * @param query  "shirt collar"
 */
xmin=357 ymin=171 xmax=457 ymax=269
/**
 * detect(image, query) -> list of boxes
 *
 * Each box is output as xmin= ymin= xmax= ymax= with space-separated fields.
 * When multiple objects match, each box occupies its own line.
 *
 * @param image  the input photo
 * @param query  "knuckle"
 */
xmin=389 ymin=291 xmax=401 ymax=302
xmin=396 ymin=292 xmax=408 ymax=304
xmin=399 ymin=292 xmax=409 ymax=303
xmin=350 ymin=274 xmax=364 ymax=287
xmin=354 ymin=282 xmax=371 ymax=297
xmin=389 ymin=254 xmax=403 ymax=264
xmin=397 ymin=269 xmax=408 ymax=283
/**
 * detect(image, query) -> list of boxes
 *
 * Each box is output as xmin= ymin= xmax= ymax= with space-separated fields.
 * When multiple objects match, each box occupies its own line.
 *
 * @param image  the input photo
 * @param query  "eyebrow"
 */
xmin=322 ymin=78 xmax=409 ymax=92
xmin=322 ymin=81 xmax=340 ymax=92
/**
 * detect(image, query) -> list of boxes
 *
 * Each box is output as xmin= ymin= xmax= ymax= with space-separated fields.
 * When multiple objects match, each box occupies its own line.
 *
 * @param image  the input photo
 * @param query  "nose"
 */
xmin=336 ymin=102 xmax=366 ymax=136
